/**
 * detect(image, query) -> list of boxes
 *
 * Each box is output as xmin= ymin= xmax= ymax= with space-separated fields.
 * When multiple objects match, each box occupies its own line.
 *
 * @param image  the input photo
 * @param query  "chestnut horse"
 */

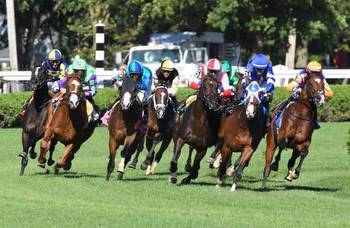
xmin=261 ymin=74 xmax=326 ymax=189
xmin=19 ymin=65 xmax=57 ymax=175
xmin=169 ymin=73 xmax=223 ymax=184
xmin=38 ymin=73 xmax=96 ymax=172
xmin=139 ymin=82 xmax=177 ymax=175
xmin=106 ymin=76 xmax=144 ymax=180
xmin=217 ymin=81 xmax=267 ymax=191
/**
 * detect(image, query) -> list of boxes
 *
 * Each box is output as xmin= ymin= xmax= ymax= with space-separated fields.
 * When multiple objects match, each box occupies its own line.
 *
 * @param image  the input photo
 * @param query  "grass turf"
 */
xmin=0 ymin=122 xmax=349 ymax=227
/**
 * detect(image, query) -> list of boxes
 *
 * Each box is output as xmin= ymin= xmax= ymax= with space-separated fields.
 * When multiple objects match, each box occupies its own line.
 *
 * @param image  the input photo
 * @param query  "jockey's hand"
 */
xmin=83 ymin=86 xmax=90 ymax=92
xmin=111 ymin=77 xmax=116 ymax=84
xmin=60 ymin=88 xmax=66 ymax=94
xmin=47 ymin=70 xmax=53 ymax=76
xmin=84 ymin=91 xmax=90 ymax=97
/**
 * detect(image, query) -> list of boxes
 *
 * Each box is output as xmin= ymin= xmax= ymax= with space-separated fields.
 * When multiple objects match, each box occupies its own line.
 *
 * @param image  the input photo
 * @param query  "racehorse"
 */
xmin=19 ymin=65 xmax=57 ymax=175
xmin=217 ymin=81 xmax=267 ymax=191
xmin=38 ymin=73 xmax=96 ymax=172
xmin=106 ymin=76 xmax=144 ymax=180
xmin=139 ymin=81 xmax=177 ymax=175
xmin=261 ymin=73 xmax=326 ymax=189
xmin=169 ymin=72 xmax=223 ymax=184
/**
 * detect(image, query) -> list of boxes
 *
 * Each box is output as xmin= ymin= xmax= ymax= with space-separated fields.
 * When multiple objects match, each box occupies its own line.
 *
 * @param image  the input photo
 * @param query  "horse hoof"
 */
xmin=117 ymin=172 xmax=124 ymax=180
xmin=146 ymin=166 xmax=152 ymax=175
xmin=169 ymin=176 xmax=177 ymax=184
xmin=140 ymin=162 xmax=148 ymax=171
xmin=47 ymin=159 xmax=55 ymax=166
xmin=184 ymin=164 xmax=191 ymax=172
xmin=29 ymin=151 xmax=37 ymax=159
xmin=284 ymin=174 xmax=293 ymax=182
xmin=230 ymin=183 xmax=237 ymax=192
xmin=291 ymin=170 xmax=299 ymax=180
xmin=226 ymin=166 xmax=235 ymax=177
xmin=37 ymin=162 xmax=45 ymax=169
xmin=206 ymin=157 xmax=215 ymax=164
xmin=270 ymin=162 xmax=279 ymax=172
xmin=180 ymin=177 xmax=191 ymax=185
xmin=128 ymin=162 xmax=137 ymax=169
xmin=63 ymin=162 xmax=72 ymax=171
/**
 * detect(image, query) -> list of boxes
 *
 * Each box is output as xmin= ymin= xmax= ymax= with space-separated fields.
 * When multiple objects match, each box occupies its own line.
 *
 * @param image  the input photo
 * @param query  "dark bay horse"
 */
xmin=106 ymin=76 xmax=144 ymax=180
xmin=140 ymin=82 xmax=177 ymax=175
xmin=169 ymin=73 xmax=223 ymax=184
xmin=19 ymin=65 xmax=57 ymax=175
xmin=261 ymin=74 xmax=326 ymax=189
xmin=217 ymin=81 xmax=267 ymax=191
xmin=38 ymin=73 xmax=96 ymax=172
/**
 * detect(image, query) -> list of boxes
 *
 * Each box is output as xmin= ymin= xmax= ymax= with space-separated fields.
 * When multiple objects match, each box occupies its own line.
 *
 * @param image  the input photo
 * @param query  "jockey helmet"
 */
xmin=72 ymin=58 xmax=87 ymax=71
xmin=161 ymin=59 xmax=175 ymax=72
xmin=128 ymin=60 xmax=143 ymax=75
xmin=306 ymin=61 xmax=322 ymax=73
xmin=221 ymin=60 xmax=232 ymax=73
xmin=48 ymin=49 xmax=62 ymax=61
xmin=252 ymin=53 xmax=269 ymax=76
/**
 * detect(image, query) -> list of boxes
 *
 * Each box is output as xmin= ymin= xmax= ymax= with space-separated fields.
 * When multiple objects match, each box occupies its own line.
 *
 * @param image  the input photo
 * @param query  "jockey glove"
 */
xmin=265 ymin=83 xmax=274 ymax=93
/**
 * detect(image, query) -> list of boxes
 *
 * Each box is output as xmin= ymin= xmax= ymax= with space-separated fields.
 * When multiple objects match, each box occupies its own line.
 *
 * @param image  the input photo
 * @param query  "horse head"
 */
xmin=199 ymin=73 xmax=221 ymax=111
xmin=120 ymin=76 xmax=138 ymax=110
xmin=303 ymin=74 xmax=325 ymax=107
xmin=244 ymin=81 xmax=264 ymax=119
xmin=153 ymin=81 xmax=169 ymax=119
xmin=66 ymin=73 xmax=83 ymax=110
xmin=31 ymin=65 xmax=48 ymax=91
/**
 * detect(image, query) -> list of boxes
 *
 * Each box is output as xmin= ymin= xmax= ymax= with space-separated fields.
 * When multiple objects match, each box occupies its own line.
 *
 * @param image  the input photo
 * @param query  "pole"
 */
xmin=6 ymin=0 xmax=18 ymax=70
xmin=95 ymin=20 xmax=104 ymax=73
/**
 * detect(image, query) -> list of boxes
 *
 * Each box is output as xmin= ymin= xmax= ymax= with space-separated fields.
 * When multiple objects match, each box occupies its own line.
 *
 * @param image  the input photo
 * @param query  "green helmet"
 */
xmin=72 ymin=58 xmax=87 ymax=71
xmin=221 ymin=60 xmax=232 ymax=73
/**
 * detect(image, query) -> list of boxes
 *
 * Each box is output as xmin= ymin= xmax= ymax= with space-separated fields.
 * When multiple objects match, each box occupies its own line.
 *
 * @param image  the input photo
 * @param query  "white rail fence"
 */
xmin=0 ymin=68 xmax=349 ymax=93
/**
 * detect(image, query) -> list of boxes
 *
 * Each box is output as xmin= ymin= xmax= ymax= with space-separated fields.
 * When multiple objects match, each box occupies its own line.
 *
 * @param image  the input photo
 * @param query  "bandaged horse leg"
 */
xmin=181 ymin=149 xmax=207 ymax=185
xmin=185 ymin=146 xmax=194 ymax=172
xmin=145 ymin=140 xmax=158 ymax=175
xmin=231 ymin=147 xmax=254 ymax=192
xmin=151 ymin=136 xmax=172 ymax=175
xmin=169 ymin=137 xmax=185 ymax=184
xmin=285 ymin=149 xmax=301 ymax=182
xmin=106 ymin=137 xmax=119 ymax=181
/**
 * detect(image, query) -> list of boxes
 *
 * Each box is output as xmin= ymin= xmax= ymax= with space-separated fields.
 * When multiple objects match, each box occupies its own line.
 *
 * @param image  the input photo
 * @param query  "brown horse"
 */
xmin=138 ymin=82 xmax=177 ymax=175
xmin=38 ymin=73 xmax=96 ymax=172
xmin=261 ymin=74 xmax=326 ymax=189
xmin=217 ymin=81 xmax=267 ymax=191
xmin=106 ymin=76 xmax=144 ymax=180
xmin=169 ymin=73 xmax=223 ymax=184
xmin=19 ymin=65 xmax=57 ymax=175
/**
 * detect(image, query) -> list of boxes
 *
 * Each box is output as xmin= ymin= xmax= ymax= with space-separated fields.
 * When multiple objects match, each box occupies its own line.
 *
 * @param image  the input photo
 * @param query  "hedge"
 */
xmin=0 ymin=85 xmax=349 ymax=128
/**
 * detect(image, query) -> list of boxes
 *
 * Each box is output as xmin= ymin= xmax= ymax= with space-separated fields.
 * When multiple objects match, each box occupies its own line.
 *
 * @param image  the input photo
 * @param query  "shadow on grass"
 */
xmin=30 ymin=171 xmax=104 ymax=179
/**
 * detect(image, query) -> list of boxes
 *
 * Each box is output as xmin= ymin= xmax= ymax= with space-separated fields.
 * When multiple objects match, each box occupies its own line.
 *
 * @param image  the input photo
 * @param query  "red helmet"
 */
xmin=207 ymin=58 xmax=221 ymax=71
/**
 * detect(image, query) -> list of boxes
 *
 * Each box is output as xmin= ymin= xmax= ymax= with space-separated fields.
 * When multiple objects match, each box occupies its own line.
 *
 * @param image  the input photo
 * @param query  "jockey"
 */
xmin=155 ymin=59 xmax=179 ymax=109
xmin=189 ymin=58 xmax=234 ymax=98
xmin=114 ymin=60 xmax=153 ymax=123
xmin=19 ymin=49 xmax=67 ymax=117
xmin=278 ymin=61 xmax=333 ymax=129
xmin=64 ymin=58 xmax=99 ymax=122
xmin=221 ymin=60 xmax=239 ymax=92
xmin=242 ymin=53 xmax=275 ymax=126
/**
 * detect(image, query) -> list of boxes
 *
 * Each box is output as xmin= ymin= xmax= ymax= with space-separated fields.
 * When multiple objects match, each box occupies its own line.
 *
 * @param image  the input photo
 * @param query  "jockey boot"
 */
xmin=91 ymin=109 xmax=100 ymax=122
xmin=313 ymin=119 xmax=321 ymax=130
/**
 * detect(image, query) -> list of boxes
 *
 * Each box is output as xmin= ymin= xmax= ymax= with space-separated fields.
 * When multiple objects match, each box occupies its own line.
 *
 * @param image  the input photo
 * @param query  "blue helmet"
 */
xmin=128 ymin=60 xmax=143 ymax=74
xmin=252 ymin=53 xmax=269 ymax=70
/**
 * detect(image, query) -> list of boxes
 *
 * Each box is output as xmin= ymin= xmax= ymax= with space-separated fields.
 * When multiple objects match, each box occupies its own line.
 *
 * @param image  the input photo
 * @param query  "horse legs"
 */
xmin=128 ymin=139 xmax=144 ymax=169
xmin=38 ymin=129 xmax=54 ymax=168
xmin=261 ymin=130 xmax=278 ymax=190
xmin=231 ymin=147 xmax=254 ymax=192
xmin=117 ymin=134 xmax=137 ymax=180
xmin=185 ymin=146 xmax=194 ymax=172
xmin=285 ymin=149 xmax=301 ymax=182
xmin=169 ymin=137 xmax=185 ymax=184
xmin=63 ymin=144 xmax=80 ymax=171
xmin=208 ymin=141 xmax=223 ymax=169
xmin=47 ymin=138 xmax=58 ymax=166
xmin=181 ymin=149 xmax=207 ymax=185
xmin=19 ymin=132 xmax=33 ymax=176
xmin=291 ymin=148 xmax=309 ymax=180
xmin=217 ymin=144 xmax=231 ymax=187
xmin=271 ymin=147 xmax=283 ymax=172
xmin=106 ymin=137 xmax=119 ymax=181
xmin=54 ymin=144 xmax=74 ymax=174
xmin=144 ymin=138 xmax=158 ymax=175
xmin=141 ymin=134 xmax=154 ymax=170
xmin=151 ymin=135 xmax=172 ymax=175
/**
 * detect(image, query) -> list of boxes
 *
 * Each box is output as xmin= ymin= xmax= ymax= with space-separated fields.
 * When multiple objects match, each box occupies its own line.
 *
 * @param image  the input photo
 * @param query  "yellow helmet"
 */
xmin=306 ymin=61 xmax=322 ymax=72
xmin=161 ymin=59 xmax=175 ymax=71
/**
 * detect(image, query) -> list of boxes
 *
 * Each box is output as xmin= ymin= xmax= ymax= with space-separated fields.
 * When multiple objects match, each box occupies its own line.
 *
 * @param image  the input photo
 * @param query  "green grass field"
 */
xmin=0 ymin=123 xmax=349 ymax=227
